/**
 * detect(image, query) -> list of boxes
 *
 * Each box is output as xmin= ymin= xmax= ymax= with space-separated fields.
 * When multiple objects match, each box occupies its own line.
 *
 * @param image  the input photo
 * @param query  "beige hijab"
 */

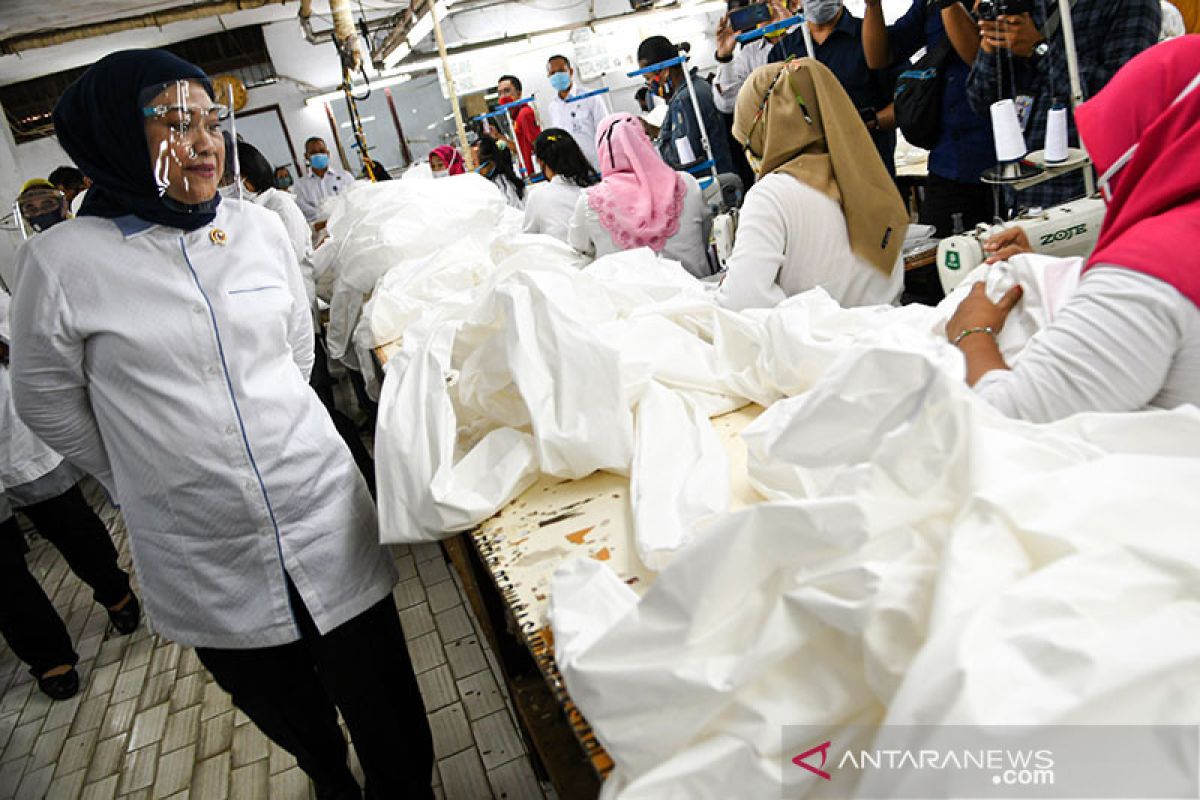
xmin=733 ymin=59 xmax=908 ymax=276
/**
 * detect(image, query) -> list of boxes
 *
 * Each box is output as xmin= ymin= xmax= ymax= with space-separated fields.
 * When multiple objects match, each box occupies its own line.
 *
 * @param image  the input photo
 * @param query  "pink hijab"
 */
xmin=587 ymin=112 xmax=687 ymax=252
xmin=1076 ymin=36 xmax=1200 ymax=306
xmin=430 ymin=145 xmax=466 ymax=176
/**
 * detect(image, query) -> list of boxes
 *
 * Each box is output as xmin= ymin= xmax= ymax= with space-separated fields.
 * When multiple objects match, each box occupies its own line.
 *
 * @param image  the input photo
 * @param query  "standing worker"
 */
xmin=12 ymin=50 xmax=434 ymax=800
xmin=294 ymin=136 xmax=355 ymax=223
xmin=544 ymin=55 xmax=608 ymax=169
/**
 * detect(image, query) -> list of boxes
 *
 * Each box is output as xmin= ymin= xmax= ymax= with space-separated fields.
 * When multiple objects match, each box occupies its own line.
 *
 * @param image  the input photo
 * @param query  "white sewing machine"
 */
xmin=936 ymin=195 xmax=1106 ymax=293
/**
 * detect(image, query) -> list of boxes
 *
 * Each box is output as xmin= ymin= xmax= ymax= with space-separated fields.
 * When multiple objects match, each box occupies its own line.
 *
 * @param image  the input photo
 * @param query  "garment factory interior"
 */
xmin=1 ymin=0 xmax=1198 ymax=799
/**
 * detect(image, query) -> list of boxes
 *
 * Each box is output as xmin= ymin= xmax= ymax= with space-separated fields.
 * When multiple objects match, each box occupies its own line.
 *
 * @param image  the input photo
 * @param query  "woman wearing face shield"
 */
xmin=717 ymin=59 xmax=907 ymax=311
xmin=9 ymin=50 xmax=434 ymax=800
xmin=945 ymin=37 xmax=1200 ymax=423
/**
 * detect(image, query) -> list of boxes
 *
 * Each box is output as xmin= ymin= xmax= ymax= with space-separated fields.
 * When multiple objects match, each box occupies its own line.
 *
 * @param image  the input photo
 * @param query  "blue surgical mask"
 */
xmin=803 ymin=0 xmax=841 ymax=24
xmin=549 ymin=71 xmax=572 ymax=93
xmin=309 ymin=153 xmax=330 ymax=171
xmin=277 ymin=175 xmax=294 ymax=189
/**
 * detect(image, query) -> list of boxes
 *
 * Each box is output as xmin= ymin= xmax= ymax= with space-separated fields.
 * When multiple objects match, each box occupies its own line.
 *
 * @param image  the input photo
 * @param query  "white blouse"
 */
xmin=716 ymin=173 xmax=903 ymax=311
xmin=522 ymin=176 xmax=584 ymax=243
xmin=569 ymin=172 xmax=712 ymax=279
xmin=254 ymin=187 xmax=316 ymax=309
xmin=10 ymin=200 xmax=396 ymax=648
xmin=976 ymin=266 xmax=1200 ymax=422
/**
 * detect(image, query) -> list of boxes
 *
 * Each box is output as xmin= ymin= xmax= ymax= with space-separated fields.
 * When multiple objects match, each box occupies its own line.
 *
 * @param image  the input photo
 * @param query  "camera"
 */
xmin=729 ymin=3 xmax=772 ymax=32
xmin=977 ymin=0 xmax=1033 ymax=20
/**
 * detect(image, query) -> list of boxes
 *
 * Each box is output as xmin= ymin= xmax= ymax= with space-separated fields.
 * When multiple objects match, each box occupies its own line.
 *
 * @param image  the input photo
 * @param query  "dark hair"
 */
xmin=547 ymin=54 xmax=571 ymax=68
xmin=236 ymin=140 xmax=277 ymax=192
xmin=497 ymin=74 xmax=522 ymax=93
xmin=634 ymin=86 xmax=653 ymax=112
xmin=533 ymin=129 xmax=598 ymax=188
xmin=726 ymin=0 xmax=750 ymax=10
xmin=476 ymin=136 xmax=525 ymax=200
xmin=638 ymin=36 xmax=684 ymax=66
xmin=48 ymin=165 xmax=86 ymax=190
xmin=304 ymin=136 xmax=326 ymax=152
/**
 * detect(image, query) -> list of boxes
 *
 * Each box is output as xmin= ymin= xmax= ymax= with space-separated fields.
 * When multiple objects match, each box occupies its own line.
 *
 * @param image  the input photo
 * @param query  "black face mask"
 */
xmin=28 ymin=210 xmax=67 ymax=232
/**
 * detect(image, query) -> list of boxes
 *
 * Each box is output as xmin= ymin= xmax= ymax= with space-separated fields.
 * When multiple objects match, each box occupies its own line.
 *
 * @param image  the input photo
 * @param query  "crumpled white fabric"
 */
xmin=550 ymin=557 xmax=639 ymax=674
xmin=551 ymin=347 xmax=1200 ymax=799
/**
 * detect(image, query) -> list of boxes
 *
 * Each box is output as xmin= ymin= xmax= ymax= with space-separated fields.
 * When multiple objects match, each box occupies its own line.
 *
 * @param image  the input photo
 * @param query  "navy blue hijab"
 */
xmin=53 ymin=49 xmax=222 ymax=232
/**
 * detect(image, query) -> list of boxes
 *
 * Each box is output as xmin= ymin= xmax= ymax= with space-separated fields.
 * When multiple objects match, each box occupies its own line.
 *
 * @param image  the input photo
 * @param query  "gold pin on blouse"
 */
xmin=209 ymin=228 xmax=228 ymax=246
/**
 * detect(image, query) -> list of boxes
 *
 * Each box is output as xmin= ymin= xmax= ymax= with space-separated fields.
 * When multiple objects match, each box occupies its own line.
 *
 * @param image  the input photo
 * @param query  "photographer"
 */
xmin=965 ymin=0 xmax=1160 ymax=210
xmin=714 ymin=0 xmax=798 ymax=114
xmin=768 ymin=1 xmax=905 ymax=177
xmin=863 ymin=0 xmax=997 ymax=304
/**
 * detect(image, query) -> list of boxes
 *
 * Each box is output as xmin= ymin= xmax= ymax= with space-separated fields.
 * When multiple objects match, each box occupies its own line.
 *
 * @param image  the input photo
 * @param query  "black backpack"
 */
xmin=893 ymin=34 xmax=954 ymax=150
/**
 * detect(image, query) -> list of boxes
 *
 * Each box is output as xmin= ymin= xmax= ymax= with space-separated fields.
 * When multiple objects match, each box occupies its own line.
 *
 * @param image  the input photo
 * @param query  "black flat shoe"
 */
xmin=37 ymin=668 xmax=80 ymax=701
xmin=108 ymin=593 xmax=141 ymax=635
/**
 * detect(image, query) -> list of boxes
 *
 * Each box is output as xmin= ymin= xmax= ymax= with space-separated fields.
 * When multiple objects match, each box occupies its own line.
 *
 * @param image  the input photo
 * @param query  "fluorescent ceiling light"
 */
xmin=340 ymin=116 xmax=377 ymax=127
xmin=305 ymin=74 xmax=413 ymax=106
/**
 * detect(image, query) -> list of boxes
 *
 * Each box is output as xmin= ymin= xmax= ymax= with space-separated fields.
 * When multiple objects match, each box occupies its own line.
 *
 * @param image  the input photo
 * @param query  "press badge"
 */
xmin=1014 ymin=95 xmax=1034 ymax=131
xmin=675 ymin=135 xmax=696 ymax=165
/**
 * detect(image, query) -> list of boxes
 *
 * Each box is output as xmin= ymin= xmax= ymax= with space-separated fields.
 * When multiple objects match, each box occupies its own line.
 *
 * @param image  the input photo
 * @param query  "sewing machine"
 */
xmin=936 ymin=195 xmax=1106 ymax=293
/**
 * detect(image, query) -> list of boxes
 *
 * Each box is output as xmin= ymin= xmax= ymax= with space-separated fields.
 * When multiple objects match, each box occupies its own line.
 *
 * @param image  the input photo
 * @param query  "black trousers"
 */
xmin=196 ymin=583 xmax=434 ymax=800
xmin=904 ymin=173 xmax=998 ymax=306
xmin=0 ymin=484 xmax=131 ymax=676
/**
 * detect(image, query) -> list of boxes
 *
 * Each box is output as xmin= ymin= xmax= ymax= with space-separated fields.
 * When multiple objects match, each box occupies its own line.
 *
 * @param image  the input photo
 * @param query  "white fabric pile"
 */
xmin=324 ymin=179 xmax=1197 ymax=799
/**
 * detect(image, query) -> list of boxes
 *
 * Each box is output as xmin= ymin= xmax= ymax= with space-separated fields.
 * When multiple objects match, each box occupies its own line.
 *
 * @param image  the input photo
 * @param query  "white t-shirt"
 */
xmin=522 ymin=176 xmax=584 ymax=243
xmin=545 ymin=88 xmax=608 ymax=169
xmin=716 ymin=173 xmax=903 ymax=311
xmin=713 ymin=36 xmax=778 ymax=115
xmin=569 ymin=172 xmax=712 ymax=279
xmin=975 ymin=266 xmax=1200 ymax=422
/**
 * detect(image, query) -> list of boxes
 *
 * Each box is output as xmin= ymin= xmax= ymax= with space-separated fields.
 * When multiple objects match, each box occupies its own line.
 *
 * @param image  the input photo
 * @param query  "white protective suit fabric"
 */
xmin=0 ymin=288 xmax=66 ymax=489
xmin=552 ymin=347 xmax=1200 ymax=799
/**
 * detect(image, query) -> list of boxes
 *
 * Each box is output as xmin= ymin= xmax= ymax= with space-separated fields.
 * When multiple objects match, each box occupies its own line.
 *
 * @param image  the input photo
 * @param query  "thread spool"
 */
xmin=1045 ymin=105 xmax=1069 ymax=164
xmin=990 ymin=99 xmax=1027 ymax=163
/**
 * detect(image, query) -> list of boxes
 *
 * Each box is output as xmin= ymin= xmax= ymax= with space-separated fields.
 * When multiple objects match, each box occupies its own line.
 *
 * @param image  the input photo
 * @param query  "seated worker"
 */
xmin=429 ymin=145 xmax=466 ymax=177
xmin=637 ymin=36 xmax=736 ymax=177
xmin=717 ymin=60 xmax=907 ymax=311
xmin=473 ymin=136 xmax=526 ymax=210
xmin=945 ymin=37 xmax=1199 ymax=423
xmin=768 ymin=0 xmax=903 ymax=177
xmin=48 ymin=166 xmax=91 ymax=214
xmin=523 ymin=129 xmax=600 ymax=243
xmin=570 ymin=113 xmax=711 ymax=278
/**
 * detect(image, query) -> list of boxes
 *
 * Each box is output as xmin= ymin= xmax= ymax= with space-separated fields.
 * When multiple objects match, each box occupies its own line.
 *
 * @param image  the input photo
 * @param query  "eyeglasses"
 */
xmin=141 ymin=103 xmax=230 ymax=136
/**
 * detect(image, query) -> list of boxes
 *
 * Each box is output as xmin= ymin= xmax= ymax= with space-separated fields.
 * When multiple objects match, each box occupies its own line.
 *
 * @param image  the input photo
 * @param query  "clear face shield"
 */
xmin=141 ymin=79 xmax=234 ymax=212
xmin=14 ymin=186 xmax=68 ymax=239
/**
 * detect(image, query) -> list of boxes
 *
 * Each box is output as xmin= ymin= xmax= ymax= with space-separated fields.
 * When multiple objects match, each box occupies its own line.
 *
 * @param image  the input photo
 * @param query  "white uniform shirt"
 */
xmin=10 ymin=200 xmax=396 ymax=648
xmin=294 ymin=168 xmax=356 ymax=222
xmin=976 ymin=267 xmax=1200 ymax=423
xmin=545 ymin=87 xmax=609 ymax=169
xmin=713 ymin=36 xmax=779 ymax=115
xmin=569 ymin=172 xmax=713 ymax=279
xmin=253 ymin=187 xmax=316 ymax=310
xmin=522 ymin=176 xmax=584 ymax=243
xmin=716 ymin=173 xmax=903 ymax=310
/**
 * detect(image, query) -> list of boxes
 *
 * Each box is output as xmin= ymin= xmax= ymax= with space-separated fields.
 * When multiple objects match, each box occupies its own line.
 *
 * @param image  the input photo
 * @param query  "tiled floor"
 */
xmin=0 ymin=484 xmax=554 ymax=800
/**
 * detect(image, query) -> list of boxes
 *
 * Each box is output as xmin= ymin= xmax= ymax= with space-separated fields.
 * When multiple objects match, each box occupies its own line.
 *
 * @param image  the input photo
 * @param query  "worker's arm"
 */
xmin=9 ymin=247 xmax=116 ymax=492
xmin=862 ymin=0 xmax=893 ymax=68
xmin=941 ymin=2 xmax=982 ymax=64
xmin=568 ymin=192 xmax=596 ymax=259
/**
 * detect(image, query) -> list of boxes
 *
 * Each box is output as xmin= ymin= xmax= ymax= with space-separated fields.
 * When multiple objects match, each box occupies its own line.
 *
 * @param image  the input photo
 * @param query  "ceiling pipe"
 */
xmin=0 ymin=0 xmax=289 ymax=55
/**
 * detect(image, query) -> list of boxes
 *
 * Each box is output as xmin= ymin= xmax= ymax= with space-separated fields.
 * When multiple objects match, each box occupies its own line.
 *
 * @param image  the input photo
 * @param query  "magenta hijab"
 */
xmin=587 ymin=112 xmax=686 ymax=252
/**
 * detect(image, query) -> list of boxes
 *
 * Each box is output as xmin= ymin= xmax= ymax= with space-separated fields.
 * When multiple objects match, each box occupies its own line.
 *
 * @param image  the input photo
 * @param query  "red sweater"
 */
xmin=512 ymin=104 xmax=541 ymax=177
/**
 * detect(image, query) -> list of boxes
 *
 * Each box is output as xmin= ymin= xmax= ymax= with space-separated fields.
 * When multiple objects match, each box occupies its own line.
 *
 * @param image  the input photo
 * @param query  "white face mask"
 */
xmin=432 ymin=169 xmax=449 ymax=179
xmin=218 ymin=183 xmax=239 ymax=199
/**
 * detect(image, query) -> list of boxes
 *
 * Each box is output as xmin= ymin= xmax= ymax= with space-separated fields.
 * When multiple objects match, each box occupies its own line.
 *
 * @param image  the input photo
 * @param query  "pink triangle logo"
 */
xmin=793 ymin=741 xmax=833 ymax=780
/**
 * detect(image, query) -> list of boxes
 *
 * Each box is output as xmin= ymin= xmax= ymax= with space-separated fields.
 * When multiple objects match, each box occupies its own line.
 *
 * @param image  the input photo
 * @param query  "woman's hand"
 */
xmin=983 ymin=225 xmax=1033 ymax=264
xmin=946 ymin=281 xmax=1024 ymax=343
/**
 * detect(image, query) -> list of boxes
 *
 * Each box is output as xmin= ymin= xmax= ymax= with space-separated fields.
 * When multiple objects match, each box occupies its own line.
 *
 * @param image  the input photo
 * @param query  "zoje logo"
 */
xmin=792 ymin=741 xmax=833 ymax=780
